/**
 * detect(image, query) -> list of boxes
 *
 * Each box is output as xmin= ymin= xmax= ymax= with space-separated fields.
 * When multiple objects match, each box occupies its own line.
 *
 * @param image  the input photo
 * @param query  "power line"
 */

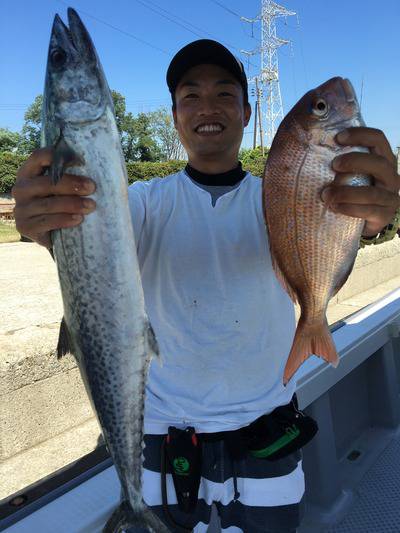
xmin=55 ymin=0 xmax=170 ymax=55
xmin=209 ymin=0 xmax=242 ymax=19
xmin=134 ymin=0 xmax=204 ymax=40
xmin=137 ymin=0 xmax=237 ymax=51
xmin=295 ymin=13 xmax=309 ymax=91
xmin=135 ymin=0 xmax=259 ymax=71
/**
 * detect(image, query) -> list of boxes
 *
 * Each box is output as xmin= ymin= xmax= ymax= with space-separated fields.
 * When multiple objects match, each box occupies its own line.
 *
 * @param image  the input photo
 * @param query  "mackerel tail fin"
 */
xmin=103 ymin=501 xmax=172 ymax=533
xmin=283 ymin=318 xmax=339 ymax=386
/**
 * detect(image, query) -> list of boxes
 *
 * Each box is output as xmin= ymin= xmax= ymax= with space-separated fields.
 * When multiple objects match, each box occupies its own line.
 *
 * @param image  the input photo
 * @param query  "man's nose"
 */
xmin=198 ymin=96 xmax=220 ymax=115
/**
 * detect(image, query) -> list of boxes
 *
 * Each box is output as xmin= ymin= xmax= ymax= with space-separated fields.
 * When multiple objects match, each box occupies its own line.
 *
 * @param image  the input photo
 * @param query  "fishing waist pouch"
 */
xmin=198 ymin=394 xmax=318 ymax=462
xmin=243 ymin=394 xmax=319 ymax=461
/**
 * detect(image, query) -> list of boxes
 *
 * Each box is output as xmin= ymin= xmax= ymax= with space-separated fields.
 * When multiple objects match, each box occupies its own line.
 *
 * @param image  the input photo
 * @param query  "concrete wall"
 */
xmin=334 ymin=237 xmax=400 ymax=303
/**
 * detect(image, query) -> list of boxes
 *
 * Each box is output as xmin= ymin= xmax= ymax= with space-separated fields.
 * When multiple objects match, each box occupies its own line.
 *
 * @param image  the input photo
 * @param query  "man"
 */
xmin=13 ymin=40 xmax=400 ymax=532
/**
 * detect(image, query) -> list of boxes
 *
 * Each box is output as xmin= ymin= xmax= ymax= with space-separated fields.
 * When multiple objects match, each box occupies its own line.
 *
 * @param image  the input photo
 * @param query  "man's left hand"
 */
xmin=321 ymin=127 xmax=400 ymax=237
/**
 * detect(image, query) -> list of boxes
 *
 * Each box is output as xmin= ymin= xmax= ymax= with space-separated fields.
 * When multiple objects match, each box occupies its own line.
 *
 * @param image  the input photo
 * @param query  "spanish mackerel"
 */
xmin=42 ymin=8 xmax=170 ymax=532
xmin=263 ymin=77 xmax=371 ymax=385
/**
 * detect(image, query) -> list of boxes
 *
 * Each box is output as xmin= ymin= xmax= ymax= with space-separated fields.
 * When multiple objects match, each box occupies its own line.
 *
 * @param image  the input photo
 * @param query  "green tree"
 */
xmin=0 ymin=152 xmax=26 ymax=193
xmin=0 ymin=128 xmax=21 ymax=153
xmin=111 ymin=90 xmax=127 ymax=134
xmin=148 ymin=108 xmax=186 ymax=161
xmin=239 ymin=146 xmax=269 ymax=177
xmin=121 ymin=112 xmax=161 ymax=163
xmin=18 ymin=95 xmax=43 ymax=154
xmin=110 ymin=91 xmax=161 ymax=161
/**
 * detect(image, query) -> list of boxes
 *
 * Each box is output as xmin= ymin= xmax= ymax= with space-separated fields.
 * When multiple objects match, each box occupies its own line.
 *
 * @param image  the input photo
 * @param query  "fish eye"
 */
xmin=50 ymin=48 xmax=67 ymax=68
xmin=312 ymin=98 xmax=329 ymax=117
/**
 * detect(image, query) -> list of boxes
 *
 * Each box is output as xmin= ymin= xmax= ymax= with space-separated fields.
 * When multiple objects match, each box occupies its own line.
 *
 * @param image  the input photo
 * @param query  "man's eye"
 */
xmin=184 ymin=93 xmax=198 ymax=99
xmin=219 ymin=92 xmax=233 ymax=97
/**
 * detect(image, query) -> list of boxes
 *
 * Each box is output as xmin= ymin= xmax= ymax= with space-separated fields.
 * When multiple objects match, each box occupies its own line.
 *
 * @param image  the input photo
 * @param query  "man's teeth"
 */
xmin=197 ymin=124 xmax=223 ymax=133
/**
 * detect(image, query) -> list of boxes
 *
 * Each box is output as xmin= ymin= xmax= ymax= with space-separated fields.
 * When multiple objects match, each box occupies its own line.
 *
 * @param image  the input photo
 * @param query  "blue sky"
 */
xmin=1 ymin=0 xmax=399 ymax=150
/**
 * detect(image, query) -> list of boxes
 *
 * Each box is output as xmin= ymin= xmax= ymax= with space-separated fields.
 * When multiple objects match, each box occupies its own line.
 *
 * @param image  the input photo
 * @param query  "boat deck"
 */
xmin=326 ymin=429 xmax=400 ymax=533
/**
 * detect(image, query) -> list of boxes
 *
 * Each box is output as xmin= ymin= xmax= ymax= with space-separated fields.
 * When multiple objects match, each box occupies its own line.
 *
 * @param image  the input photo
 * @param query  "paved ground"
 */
xmin=0 ymin=241 xmax=62 ymax=334
xmin=1 ymin=241 xmax=399 ymax=501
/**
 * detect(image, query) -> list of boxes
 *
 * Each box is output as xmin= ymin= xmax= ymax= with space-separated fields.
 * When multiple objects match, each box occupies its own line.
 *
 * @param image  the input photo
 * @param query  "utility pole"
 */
xmin=252 ymin=77 xmax=264 ymax=153
xmin=255 ymin=78 xmax=264 ymax=155
xmin=253 ymin=92 xmax=258 ymax=149
xmin=242 ymin=1 xmax=295 ymax=147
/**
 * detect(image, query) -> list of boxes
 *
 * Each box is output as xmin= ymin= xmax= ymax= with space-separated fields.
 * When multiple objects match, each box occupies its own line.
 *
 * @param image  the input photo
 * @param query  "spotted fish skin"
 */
xmin=42 ymin=8 xmax=170 ymax=533
xmin=263 ymin=77 xmax=371 ymax=385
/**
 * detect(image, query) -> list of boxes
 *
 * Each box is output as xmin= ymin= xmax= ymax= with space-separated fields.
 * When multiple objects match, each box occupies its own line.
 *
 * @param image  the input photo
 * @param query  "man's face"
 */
xmin=172 ymin=64 xmax=251 ymax=164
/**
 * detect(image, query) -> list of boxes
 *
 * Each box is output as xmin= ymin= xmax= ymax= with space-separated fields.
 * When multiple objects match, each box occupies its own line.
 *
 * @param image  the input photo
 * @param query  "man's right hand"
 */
xmin=12 ymin=147 xmax=96 ymax=249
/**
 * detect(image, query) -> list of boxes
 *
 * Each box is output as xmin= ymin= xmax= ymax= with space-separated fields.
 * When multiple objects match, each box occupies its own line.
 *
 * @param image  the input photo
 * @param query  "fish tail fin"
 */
xmin=102 ymin=501 xmax=171 ymax=533
xmin=283 ymin=319 xmax=339 ymax=385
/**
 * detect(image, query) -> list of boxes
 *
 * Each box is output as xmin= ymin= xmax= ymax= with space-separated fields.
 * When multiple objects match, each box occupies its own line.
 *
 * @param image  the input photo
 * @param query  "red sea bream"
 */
xmin=263 ymin=77 xmax=370 ymax=385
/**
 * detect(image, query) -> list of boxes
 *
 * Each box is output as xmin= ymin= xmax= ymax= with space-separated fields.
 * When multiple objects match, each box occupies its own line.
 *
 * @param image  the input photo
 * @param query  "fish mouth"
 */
xmin=315 ymin=77 xmax=357 ymax=105
xmin=341 ymin=78 xmax=356 ymax=103
xmin=340 ymin=77 xmax=365 ymax=126
xmin=46 ymin=8 xmax=107 ymax=121
xmin=51 ymin=8 xmax=98 ymax=66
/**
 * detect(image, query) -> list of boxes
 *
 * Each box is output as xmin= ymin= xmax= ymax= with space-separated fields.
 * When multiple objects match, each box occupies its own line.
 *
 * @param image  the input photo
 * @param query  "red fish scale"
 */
xmin=263 ymin=123 xmax=364 ymax=324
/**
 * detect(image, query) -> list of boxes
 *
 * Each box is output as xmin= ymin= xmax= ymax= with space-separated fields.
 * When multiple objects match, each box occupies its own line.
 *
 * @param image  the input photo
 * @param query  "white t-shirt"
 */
xmin=128 ymin=170 xmax=297 ymax=434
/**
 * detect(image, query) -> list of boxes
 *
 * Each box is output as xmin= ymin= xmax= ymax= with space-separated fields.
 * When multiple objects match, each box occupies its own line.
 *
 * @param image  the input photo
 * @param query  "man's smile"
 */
xmin=194 ymin=122 xmax=225 ymax=135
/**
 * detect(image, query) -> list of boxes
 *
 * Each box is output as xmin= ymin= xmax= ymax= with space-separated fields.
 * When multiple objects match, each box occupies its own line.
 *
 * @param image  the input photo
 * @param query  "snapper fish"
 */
xmin=42 ymin=8 xmax=170 ymax=532
xmin=263 ymin=77 xmax=371 ymax=385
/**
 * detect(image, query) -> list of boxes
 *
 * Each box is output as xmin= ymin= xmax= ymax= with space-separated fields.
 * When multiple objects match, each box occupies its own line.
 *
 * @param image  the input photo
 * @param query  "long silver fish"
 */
xmin=42 ymin=8 xmax=170 ymax=532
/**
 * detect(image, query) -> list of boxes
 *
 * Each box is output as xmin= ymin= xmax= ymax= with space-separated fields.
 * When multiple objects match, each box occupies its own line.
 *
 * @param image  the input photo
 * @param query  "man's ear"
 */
xmin=172 ymin=107 xmax=178 ymax=129
xmin=244 ymin=103 xmax=252 ymax=128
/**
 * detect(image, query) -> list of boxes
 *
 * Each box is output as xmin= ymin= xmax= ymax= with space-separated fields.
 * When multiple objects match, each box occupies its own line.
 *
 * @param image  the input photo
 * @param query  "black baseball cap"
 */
xmin=166 ymin=39 xmax=249 ymax=104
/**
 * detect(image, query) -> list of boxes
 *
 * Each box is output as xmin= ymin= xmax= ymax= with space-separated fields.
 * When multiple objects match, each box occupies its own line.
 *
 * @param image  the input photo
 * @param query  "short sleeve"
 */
xmin=128 ymin=182 xmax=146 ymax=251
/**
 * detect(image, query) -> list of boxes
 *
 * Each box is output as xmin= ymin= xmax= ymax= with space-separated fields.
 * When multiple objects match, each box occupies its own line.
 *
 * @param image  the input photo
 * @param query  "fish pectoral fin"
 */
xmin=51 ymin=134 xmax=84 ymax=186
xmin=56 ymin=317 xmax=74 ymax=359
xmin=270 ymin=247 xmax=298 ymax=304
xmin=330 ymin=255 xmax=357 ymax=298
xmin=283 ymin=318 xmax=339 ymax=385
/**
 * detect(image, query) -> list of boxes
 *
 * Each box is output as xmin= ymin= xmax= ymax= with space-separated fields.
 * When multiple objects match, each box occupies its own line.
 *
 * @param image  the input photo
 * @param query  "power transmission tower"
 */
xmin=242 ymin=1 xmax=295 ymax=147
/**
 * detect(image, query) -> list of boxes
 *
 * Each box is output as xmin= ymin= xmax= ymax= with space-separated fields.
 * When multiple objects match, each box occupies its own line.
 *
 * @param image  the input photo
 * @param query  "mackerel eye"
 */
xmin=312 ymin=98 xmax=329 ymax=117
xmin=50 ymin=48 xmax=67 ymax=68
